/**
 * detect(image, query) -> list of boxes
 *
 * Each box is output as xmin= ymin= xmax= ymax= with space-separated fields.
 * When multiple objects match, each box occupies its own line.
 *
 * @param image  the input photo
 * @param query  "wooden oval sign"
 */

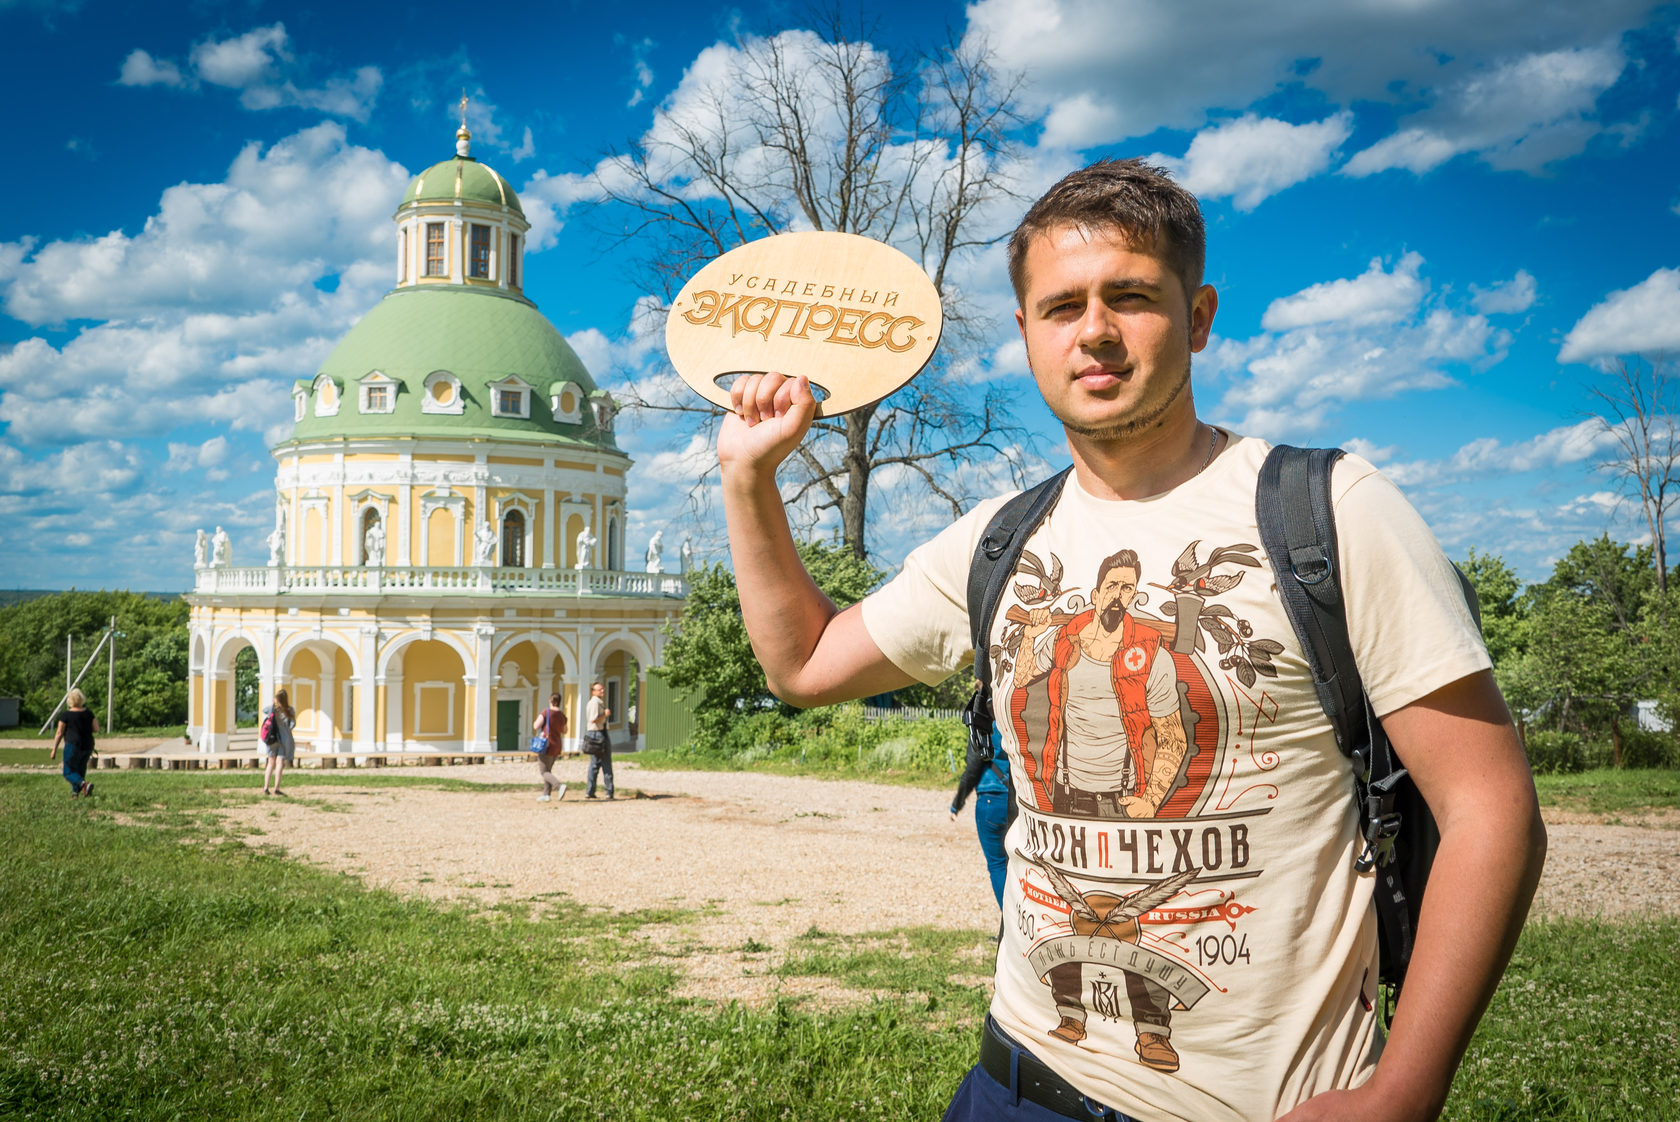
xmin=665 ymin=231 xmax=944 ymax=418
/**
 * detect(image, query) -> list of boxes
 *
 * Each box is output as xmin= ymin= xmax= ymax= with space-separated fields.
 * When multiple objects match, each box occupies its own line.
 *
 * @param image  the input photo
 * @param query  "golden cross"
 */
xmin=458 ymin=90 xmax=469 ymax=130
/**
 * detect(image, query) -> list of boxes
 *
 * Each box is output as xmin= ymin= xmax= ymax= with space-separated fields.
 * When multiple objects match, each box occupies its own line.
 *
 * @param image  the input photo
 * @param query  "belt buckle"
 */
xmin=1081 ymin=1095 xmax=1117 ymax=1120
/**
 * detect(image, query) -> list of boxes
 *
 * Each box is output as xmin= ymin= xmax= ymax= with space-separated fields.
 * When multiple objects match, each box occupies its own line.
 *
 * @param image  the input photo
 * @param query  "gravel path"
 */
xmin=203 ymin=760 xmax=1680 ymax=1006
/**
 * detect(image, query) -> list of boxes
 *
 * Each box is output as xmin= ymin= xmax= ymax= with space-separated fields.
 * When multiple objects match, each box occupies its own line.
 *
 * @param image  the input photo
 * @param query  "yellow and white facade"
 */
xmin=185 ymin=124 xmax=683 ymax=755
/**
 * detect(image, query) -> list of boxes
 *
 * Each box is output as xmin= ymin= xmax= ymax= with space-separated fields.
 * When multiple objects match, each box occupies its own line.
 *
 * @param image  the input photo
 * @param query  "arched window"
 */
xmin=607 ymin=515 xmax=620 ymax=570
xmin=501 ymin=510 xmax=525 ymax=567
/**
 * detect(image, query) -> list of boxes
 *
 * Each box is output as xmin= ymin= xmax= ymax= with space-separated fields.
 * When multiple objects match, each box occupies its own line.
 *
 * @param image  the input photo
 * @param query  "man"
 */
xmin=1015 ymin=548 xmax=1186 ymax=820
xmin=583 ymin=680 xmax=614 ymax=800
xmin=716 ymin=160 xmax=1545 ymax=1122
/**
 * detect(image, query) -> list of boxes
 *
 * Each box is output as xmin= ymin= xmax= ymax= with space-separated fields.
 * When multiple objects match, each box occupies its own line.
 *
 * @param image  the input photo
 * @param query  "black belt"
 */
xmin=980 ymin=1016 xmax=1144 ymax=1122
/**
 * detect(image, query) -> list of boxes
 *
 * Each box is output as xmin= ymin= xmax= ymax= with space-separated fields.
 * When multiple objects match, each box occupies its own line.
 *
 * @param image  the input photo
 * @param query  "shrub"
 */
xmin=1525 ymin=730 xmax=1586 ymax=775
xmin=1617 ymin=727 xmax=1677 ymax=769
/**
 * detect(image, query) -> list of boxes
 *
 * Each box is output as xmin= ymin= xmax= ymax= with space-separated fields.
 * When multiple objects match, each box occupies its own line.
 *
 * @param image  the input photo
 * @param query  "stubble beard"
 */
xmin=1058 ymin=354 xmax=1193 ymax=442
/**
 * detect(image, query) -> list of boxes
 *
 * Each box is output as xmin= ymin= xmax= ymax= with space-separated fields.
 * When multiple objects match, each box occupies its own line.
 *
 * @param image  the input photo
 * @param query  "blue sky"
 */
xmin=2 ymin=0 xmax=1678 ymax=592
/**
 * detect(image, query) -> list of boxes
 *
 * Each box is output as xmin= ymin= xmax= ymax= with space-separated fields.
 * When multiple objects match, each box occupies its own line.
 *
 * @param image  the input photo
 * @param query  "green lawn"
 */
xmin=1 ymin=771 xmax=1673 ymax=1120
xmin=1532 ymin=767 xmax=1680 ymax=815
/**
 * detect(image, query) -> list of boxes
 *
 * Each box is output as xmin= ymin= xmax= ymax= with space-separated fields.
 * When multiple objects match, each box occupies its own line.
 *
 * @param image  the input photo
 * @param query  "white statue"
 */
xmin=266 ymin=506 xmax=287 ymax=567
xmin=680 ymin=535 xmax=693 ymax=574
xmin=194 ymin=529 xmax=209 ymax=568
xmin=575 ymin=524 xmax=597 ymax=570
xmin=363 ymin=521 xmax=386 ymax=566
xmin=211 ymin=526 xmax=232 ymax=567
xmin=645 ymin=530 xmax=664 ymax=573
xmin=473 ymin=523 xmax=497 ymax=565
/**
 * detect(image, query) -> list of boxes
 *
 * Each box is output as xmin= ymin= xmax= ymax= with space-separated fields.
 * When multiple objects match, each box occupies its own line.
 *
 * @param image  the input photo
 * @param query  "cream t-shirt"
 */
xmin=860 ymin=434 xmax=1489 ymax=1122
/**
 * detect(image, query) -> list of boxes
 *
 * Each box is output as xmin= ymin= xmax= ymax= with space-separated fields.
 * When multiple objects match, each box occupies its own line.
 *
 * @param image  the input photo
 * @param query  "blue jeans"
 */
xmin=975 ymin=790 xmax=1010 ymax=908
xmin=62 ymin=748 xmax=92 ymax=793
xmin=585 ymin=749 xmax=613 ymax=797
xmin=941 ymin=1062 xmax=1143 ymax=1122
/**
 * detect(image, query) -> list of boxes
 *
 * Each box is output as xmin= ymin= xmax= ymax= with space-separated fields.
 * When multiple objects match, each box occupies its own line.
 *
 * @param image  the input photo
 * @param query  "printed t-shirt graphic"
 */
xmin=858 ymin=434 xmax=1492 ymax=1122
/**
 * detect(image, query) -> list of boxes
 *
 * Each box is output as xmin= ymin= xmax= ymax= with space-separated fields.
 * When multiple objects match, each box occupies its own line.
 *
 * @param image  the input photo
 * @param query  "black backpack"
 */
xmin=961 ymin=446 xmax=1478 ymax=1016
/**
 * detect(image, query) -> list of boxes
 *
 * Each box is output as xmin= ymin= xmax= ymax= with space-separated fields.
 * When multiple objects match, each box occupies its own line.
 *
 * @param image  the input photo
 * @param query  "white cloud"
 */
xmin=1261 ymin=252 xmax=1427 ymax=331
xmin=1152 ymin=113 xmax=1352 ymax=210
xmin=0 ymin=440 xmax=146 ymax=497
xmin=3 ymin=122 xmax=406 ymax=326
xmin=191 ymin=24 xmax=288 ymax=88
xmin=968 ymin=0 xmax=1654 ymax=148
xmin=0 ymin=125 xmax=406 ymax=451
xmin=625 ymin=36 xmax=656 ymax=108
xmin=1471 ymin=269 xmax=1538 ymax=315
xmin=1343 ymin=45 xmax=1626 ymax=176
xmin=115 ymin=24 xmax=382 ymax=121
xmin=118 ymin=49 xmax=184 ymax=88
xmin=1381 ymin=419 xmax=1616 ymax=487
xmin=1558 ymin=268 xmax=1680 ymax=362
xmin=510 ymin=126 xmax=534 ymax=162
xmin=1212 ymin=253 xmax=1507 ymax=438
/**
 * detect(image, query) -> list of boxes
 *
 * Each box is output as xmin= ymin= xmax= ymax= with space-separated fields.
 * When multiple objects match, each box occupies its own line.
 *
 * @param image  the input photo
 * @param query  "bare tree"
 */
xmin=592 ymin=14 xmax=1032 ymax=559
xmin=1591 ymin=355 xmax=1680 ymax=597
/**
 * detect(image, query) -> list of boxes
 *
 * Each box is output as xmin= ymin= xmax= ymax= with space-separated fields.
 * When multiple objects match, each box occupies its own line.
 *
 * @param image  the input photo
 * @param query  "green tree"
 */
xmin=0 ymin=591 xmax=190 ymax=729
xmin=655 ymin=542 xmax=885 ymax=744
xmin=1499 ymin=537 xmax=1656 ymax=736
xmin=1459 ymin=548 xmax=1527 ymax=669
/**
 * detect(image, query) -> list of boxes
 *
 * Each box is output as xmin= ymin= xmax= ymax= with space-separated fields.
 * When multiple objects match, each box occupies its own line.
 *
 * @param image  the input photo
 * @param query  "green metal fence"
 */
xmin=641 ymin=673 xmax=697 ymax=753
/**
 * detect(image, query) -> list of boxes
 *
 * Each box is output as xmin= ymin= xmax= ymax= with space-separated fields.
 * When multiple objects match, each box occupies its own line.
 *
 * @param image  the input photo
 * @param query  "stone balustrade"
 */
xmin=192 ymin=563 xmax=688 ymax=598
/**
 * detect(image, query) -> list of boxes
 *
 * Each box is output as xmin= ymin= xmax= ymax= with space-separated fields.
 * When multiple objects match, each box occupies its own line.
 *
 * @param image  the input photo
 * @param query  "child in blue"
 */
xmin=950 ymin=727 xmax=1013 ymax=908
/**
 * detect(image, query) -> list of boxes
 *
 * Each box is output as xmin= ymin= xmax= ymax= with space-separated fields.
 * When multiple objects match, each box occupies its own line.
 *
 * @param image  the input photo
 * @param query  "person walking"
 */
xmin=48 ymin=688 xmax=98 ymax=799
xmin=583 ymin=680 xmax=614 ymax=799
xmin=261 ymin=689 xmax=297 ymax=796
xmin=532 ymin=692 xmax=568 ymax=802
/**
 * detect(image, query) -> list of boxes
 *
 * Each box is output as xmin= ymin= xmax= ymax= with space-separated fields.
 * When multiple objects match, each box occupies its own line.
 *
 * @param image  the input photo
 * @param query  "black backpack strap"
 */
xmin=1258 ymin=445 xmax=1433 ymax=1008
xmin=1255 ymin=446 xmax=1366 ymax=756
xmin=962 ymin=468 xmax=1073 ymax=760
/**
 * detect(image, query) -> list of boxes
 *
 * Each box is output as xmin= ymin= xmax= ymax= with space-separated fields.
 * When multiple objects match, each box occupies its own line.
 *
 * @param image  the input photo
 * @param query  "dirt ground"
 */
xmin=190 ymin=759 xmax=1680 ymax=1007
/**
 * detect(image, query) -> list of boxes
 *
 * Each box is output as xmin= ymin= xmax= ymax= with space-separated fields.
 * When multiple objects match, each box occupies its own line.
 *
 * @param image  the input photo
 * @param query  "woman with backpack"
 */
xmin=261 ymin=689 xmax=297 ymax=796
xmin=532 ymin=692 xmax=568 ymax=802
xmin=48 ymin=688 xmax=98 ymax=799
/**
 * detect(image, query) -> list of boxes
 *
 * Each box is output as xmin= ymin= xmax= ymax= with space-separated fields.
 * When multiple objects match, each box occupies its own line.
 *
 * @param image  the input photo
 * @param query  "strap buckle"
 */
xmin=1289 ymin=544 xmax=1332 ymax=586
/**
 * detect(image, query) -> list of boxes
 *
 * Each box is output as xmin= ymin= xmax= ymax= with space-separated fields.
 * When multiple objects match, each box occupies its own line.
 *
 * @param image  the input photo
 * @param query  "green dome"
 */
xmin=400 ymin=156 xmax=524 ymax=217
xmin=284 ymin=286 xmax=615 ymax=449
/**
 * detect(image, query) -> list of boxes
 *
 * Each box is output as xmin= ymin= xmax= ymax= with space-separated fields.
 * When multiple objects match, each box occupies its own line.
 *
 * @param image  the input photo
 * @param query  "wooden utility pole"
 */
xmin=106 ymin=616 xmax=116 ymax=732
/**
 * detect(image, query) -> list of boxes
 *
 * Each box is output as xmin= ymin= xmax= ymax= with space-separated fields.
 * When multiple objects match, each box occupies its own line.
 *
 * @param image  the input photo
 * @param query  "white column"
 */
xmin=472 ymin=624 xmax=495 ymax=752
xmin=397 ymin=455 xmax=413 ymax=566
xmin=331 ymin=453 xmax=345 ymax=565
xmin=318 ymin=666 xmax=338 ymax=752
xmin=382 ymin=672 xmax=404 ymax=751
xmin=355 ymin=626 xmax=379 ymax=756
xmin=450 ymin=218 xmax=463 ymax=283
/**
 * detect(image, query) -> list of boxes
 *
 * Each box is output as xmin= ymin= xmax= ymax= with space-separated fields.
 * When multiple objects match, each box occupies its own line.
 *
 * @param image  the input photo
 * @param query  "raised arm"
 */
xmin=719 ymin=372 xmax=917 ymax=708
xmin=1277 ymin=669 xmax=1546 ymax=1122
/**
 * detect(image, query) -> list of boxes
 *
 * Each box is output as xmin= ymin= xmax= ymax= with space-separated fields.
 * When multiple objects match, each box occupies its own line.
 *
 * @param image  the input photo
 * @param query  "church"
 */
xmin=184 ymin=119 xmax=686 ymax=757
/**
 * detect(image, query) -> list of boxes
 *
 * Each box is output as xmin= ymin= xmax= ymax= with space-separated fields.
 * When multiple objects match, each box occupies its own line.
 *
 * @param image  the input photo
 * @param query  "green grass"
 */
xmin=1532 ymin=767 xmax=1680 ymax=815
xmin=634 ymin=747 xmax=956 ymax=788
xmin=0 ymin=770 xmax=1673 ymax=1120
xmin=0 ymin=724 xmax=187 ymax=741
xmin=0 ymin=772 xmax=979 ymax=1120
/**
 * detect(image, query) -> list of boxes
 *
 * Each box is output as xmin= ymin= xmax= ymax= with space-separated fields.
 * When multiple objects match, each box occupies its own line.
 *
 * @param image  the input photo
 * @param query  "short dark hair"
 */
xmin=1008 ymin=158 xmax=1206 ymax=307
xmin=1096 ymin=549 xmax=1140 ymax=592
xmin=549 ymin=692 xmax=562 ymax=707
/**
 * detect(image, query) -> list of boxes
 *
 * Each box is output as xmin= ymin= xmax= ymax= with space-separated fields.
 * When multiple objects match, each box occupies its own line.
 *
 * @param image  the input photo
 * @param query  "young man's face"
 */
xmin=591 ymin=684 xmax=604 ymax=697
xmin=1014 ymin=224 xmax=1217 ymax=442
